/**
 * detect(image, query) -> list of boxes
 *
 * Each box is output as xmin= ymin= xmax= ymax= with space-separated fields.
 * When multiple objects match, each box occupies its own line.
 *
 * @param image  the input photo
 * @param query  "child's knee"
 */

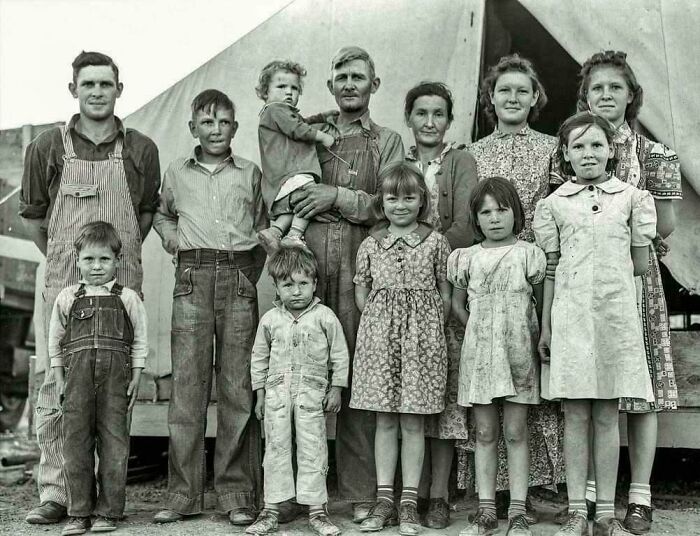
xmin=503 ymin=422 xmax=527 ymax=444
xmin=475 ymin=422 xmax=498 ymax=445
xmin=376 ymin=413 xmax=399 ymax=433
xmin=399 ymin=414 xmax=424 ymax=437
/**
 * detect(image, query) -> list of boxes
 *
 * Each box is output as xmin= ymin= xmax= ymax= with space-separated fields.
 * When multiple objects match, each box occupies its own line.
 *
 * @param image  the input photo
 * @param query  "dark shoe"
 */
xmin=278 ymin=501 xmax=307 ymax=523
xmin=459 ymin=508 xmax=498 ymax=536
xmin=506 ymin=514 xmax=531 ymax=536
xmin=495 ymin=491 xmax=509 ymax=519
xmin=25 ymin=501 xmax=67 ymax=524
xmin=153 ymin=509 xmax=184 ymax=523
xmin=61 ymin=516 xmax=91 ymax=536
xmin=230 ymin=506 xmax=258 ymax=526
xmin=309 ymin=514 xmax=342 ymax=536
xmin=359 ymin=501 xmax=398 ymax=532
xmin=623 ymin=503 xmax=652 ymax=534
xmin=399 ymin=503 xmax=420 ymax=536
xmin=91 ymin=516 xmax=117 ymax=532
xmin=416 ymin=497 xmax=430 ymax=516
xmin=553 ymin=512 xmax=588 ymax=536
xmin=246 ymin=510 xmax=279 ymax=535
xmin=554 ymin=500 xmax=596 ymax=524
xmin=593 ymin=517 xmax=634 ymax=536
xmin=423 ymin=498 xmax=450 ymax=529
xmin=352 ymin=502 xmax=375 ymax=524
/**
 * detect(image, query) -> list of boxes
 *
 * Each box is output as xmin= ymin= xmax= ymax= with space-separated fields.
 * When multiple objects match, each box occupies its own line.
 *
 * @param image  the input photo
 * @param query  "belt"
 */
xmin=177 ymin=248 xmax=260 ymax=268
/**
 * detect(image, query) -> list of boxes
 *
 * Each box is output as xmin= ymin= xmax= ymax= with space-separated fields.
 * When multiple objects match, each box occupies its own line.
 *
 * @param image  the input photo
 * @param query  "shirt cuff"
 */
xmin=252 ymin=380 xmax=266 ymax=391
xmin=50 ymin=357 xmax=63 ymax=368
xmin=333 ymin=186 xmax=352 ymax=213
xmin=131 ymin=358 xmax=146 ymax=369
xmin=330 ymin=377 xmax=348 ymax=388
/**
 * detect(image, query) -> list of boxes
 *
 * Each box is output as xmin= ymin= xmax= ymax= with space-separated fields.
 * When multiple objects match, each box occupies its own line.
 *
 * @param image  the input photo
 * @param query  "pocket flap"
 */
xmin=71 ymin=306 xmax=95 ymax=320
xmin=62 ymin=183 xmax=98 ymax=198
xmin=237 ymin=270 xmax=258 ymax=299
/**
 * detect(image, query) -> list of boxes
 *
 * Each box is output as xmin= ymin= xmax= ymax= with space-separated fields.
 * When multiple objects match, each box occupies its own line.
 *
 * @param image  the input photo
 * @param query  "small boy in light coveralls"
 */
xmin=247 ymin=246 xmax=349 ymax=536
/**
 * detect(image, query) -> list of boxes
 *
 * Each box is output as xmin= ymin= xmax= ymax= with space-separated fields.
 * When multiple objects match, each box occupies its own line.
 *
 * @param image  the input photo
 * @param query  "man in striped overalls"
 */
xmin=19 ymin=51 xmax=160 ymax=525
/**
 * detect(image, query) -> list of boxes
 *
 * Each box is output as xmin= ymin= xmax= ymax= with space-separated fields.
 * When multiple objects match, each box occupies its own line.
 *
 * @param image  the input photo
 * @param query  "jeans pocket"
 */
xmin=300 ymin=376 xmax=327 ymax=413
xmin=237 ymin=270 xmax=257 ymax=300
xmin=265 ymin=375 xmax=286 ymax=411
xmin=173 ymin=267 xmax=194 ymax=298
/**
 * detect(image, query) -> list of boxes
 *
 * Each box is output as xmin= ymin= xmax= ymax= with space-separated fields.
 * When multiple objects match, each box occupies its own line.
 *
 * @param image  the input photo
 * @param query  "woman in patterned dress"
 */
xmin=404 ymin=81 xmax=478 ymax=529
xmin=567 ymin=50 xmax=682 ymax=535
xmin=457 ymin=54 xmax=566 ymax=519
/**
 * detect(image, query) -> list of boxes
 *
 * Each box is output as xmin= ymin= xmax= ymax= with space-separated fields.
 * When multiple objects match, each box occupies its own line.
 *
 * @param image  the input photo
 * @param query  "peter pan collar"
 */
xmin=554 ymin=175 xmax=627 ymax=196
xmin=370 ymin=222 xmax=433 ymax=249
xmin=406 ymin=142 xmax=456 ymax=165
xmin=613 ymin=122 xmax=634 ymax=144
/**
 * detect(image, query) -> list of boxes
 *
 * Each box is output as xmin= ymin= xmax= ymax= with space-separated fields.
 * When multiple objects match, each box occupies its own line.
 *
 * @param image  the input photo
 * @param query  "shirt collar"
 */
xmin=259 ymin=101 xmax=299 ymax=116
xmin=78 ymin=278 xmax=117 ymax=292
xmin=493 ymin=124 xmax=531 ymax=139
xmin=613 ymin=122 xmax=634 ymax=144
xmin=554 ymin=175 xmax=627 ymax=196
xmin=182 ymin=146 xmax=240 ymax=170
xmin=370 ymin=222 xmax=433 ymax=249
xmin=406 ymin=142 xmax=456 ymax=165
xmin=68 ymin=114 xmax=126 ymax=144
xmin=328 ymin=109 xmax=372 ymax=131
xmin=272 ymin=296 xmax=321 ymax=317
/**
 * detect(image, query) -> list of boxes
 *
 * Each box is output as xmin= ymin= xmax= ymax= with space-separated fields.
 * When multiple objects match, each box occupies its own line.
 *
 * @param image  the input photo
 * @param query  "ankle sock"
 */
xmin=309 ymin=505 xmax=325 ymax=519
xmin=508 ymin=499 xmax=526 ymax=520
xmin=400 ymin=487 xmax=418 ymax=508
xmin=377 ymin=485 xmax=394 ymax=505
xmin=595 ymin=500 xmax=615 ymax=522
xmin=628 ymin=482 xmax=652 ymax=508
xmin=478 ymin=498 xmax=497 ymax=518
xmin=586 ymin=480 xmax=597 ymax=503
xmin=263 ymin=505 xmax=280 ymax=516
xmin=569 ymin=499 xmax=587 ymax=517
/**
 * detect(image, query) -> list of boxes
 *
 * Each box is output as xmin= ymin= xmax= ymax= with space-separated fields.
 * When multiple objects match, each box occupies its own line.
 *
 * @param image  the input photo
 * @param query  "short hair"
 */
xmin=480 ymin=53 xmax=548 ymax=126
xmin=576 ymin=50 xmax=643 ymax=122
xmin=330 ymin=46 xmax=376 ymax=79
xmin=371 ymin=162 xmax=432 ymax=223
xmin=74 ymin=221 xmax=122 ymax=256
xmin=556 ymin=111 xmax=618 ymax=176
xmin=267 ymin=246 xmax=318 ymax=282
xmin=191 ymin=89 xmax=235 ymax=119
xmin=72 ymin=51 xmax=119 ymax=84
xmin=404 ymin=81 xmax=455 ymax=122
xmin=255 ymin=60 xmax=307 ymax=101
xmin=469 ymin=176 xmax=525 ymax=242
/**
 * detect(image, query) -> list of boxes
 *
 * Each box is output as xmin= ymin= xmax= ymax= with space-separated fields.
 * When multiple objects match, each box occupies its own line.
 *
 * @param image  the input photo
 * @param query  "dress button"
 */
xmin=592 ymin=205 xmax=599 ymax=211
xmin=442 ymin=191 xmax=448 ymax=196
xmin=588 ymin=185 xmax=594 ymax=191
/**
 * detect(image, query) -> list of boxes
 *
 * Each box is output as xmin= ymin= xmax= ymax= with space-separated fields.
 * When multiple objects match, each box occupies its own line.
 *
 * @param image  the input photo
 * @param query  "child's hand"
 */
xmin=255 ymin=390 xmax=265 ymax=421
xmin=319 ymin=131 xmax=336 ymax=149
xmin=53 ymin=367 xmax=65 ymax=404
xmin=653 ymin=235 xmax=670 ymax=258
xmin=127 ymin=368 xmax=142 ymax=411
xmin=538 ymin=327 xmax=551 ymax=364
xmin=323 ymin=386 xmax=342 ymax=413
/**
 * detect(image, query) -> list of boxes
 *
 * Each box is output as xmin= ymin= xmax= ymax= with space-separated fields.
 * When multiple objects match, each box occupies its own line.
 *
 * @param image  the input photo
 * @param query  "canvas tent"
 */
xmin=122 ymin=0 xmax=700 ymax=381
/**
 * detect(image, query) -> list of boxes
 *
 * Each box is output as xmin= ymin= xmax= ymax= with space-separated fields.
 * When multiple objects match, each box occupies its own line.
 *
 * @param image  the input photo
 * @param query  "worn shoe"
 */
xmin=399 ymin=503 xmax=421 ymax=536
xmin=61 ymin=516 xmax=91 ymax=536
xmin=359 ymin=501 xmax=398 ymax=531
xmin=506 ymin=514 xmax=532 ymax=536
xmin=257 ymin=227 xmax=283 ymax=255
xmin=278 ymin=501 xmax=307 ymax=523
xmin=459 ymin=508 xmax=498 ymax=536
xmin=423 ymin=497 xmax=450 ymax=529
xmin=309 ymin=514 xmax=342 ymax=536
xmin=230 ymin=506 xmax=258 ymax=525
xmin=416 ymin=497 xmax=430 ymax=516
xmin=352 ymin=502 xmax=375 ymax=524
xmin=91 ymin=516 xmax=118 ymax=532
xmin=153 ymin=509 xmax=185 ymax=523
xmin=593 ymin=517 xmax=634 ymax=536
xmin=246 ymin=509 xmax=279 ymax=535
xmin=623 ymin=503 xmax=652 ymax=534
xmin=280 ymin=235 xmax=310 ymax=251
xmin=553 ymin=512 xmax=588 ymax=536
xmin=554 ymin=500 xmax=596 ymax=524
xmin=25 ymin=501 xmax=67 ymax=524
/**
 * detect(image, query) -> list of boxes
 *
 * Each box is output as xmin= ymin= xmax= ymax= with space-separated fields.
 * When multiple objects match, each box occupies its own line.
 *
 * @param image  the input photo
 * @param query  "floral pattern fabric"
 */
xmin=350 ymin=224 xmax=451 ymax=414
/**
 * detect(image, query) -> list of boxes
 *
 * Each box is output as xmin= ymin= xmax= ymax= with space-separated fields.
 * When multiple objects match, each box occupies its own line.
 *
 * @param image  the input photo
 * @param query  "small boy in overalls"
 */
xmin=247 ymin=246 xmax=349 ymax=536
xmin=50 ymin=221 xmax=147 ymax=536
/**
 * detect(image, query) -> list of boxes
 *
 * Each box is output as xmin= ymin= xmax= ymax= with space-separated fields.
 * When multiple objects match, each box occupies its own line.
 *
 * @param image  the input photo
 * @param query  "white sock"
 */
xmin=585 ymin=480 xmax=597 ymax=503
xmin=628 ymin=483 xmax=652 ymax=507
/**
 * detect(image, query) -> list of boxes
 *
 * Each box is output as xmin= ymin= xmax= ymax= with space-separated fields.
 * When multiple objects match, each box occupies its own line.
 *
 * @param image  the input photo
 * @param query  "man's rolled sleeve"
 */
xmin=138 ymin=139 xmax=161 ymax=215
xmin=19 ymin=136 xmax=52 ymax=220
xmin=152 ymin=166 xmax=180 ymax=255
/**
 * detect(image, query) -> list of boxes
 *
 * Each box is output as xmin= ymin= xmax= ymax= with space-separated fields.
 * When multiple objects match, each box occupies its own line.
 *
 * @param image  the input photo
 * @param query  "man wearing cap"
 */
xmin=291 ymin=45 xmax=404 ymax=522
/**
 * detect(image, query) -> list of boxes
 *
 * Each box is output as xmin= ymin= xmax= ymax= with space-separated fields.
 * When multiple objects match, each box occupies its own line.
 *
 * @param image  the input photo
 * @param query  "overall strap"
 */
xmin=61 ymin=123 xmax=78 ymax=160
xmin=74 ymin=283 xmax=87 ymax=298
xmin=110 ymin=283 xmax=124 ymax=296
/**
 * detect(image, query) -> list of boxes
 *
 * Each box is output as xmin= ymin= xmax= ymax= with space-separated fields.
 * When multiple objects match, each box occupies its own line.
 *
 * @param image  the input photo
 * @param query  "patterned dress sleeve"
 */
xmin=447 ymin=248 xmax=471 ymax=290
xmin=630 ymin=189 xmax=658 ymax=247
xmin=353 ymin=237 xmax=374 ymax=287
xmin=548 ymin=145 xmax=567 ymax=187
xmin=525 ymin=243 xmax=547 ymax=285
xmin=533 ymin=198 xmax=560 ymax=253
xmin=643 ymin=141 xmax=682 ymax=200
xmin=433 ymin=233 xmax=452 ymax=283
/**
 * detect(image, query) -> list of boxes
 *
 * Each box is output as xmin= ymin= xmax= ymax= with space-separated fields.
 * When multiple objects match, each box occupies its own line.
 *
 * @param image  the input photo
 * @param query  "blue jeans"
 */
xmin=166 ymin=249 xmax=263 ymax=514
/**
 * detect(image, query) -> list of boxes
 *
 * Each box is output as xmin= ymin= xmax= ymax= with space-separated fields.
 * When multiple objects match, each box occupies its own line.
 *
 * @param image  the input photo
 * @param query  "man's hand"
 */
xmin=538 ymin=326 xmax=552 ymax=364
xmin=127 ymin=368 xmax=142 ymax=411
xmin=323 ymin=386 xmax=342 ymax=413
xmin=292 ymin=183 xmax=339 ymax=219
xmin=53 ymin=367 xmax=65 ymax=404
xmin=255 ymin=389 xmax=265 ymax=421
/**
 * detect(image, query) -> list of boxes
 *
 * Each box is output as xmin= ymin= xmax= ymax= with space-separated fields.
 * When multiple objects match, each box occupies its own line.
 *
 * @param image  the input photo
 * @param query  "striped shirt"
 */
xmin=153 ymin=147 xmax=266 ymax=253
xmin=48 ymin=280 xmax=148 ymax=369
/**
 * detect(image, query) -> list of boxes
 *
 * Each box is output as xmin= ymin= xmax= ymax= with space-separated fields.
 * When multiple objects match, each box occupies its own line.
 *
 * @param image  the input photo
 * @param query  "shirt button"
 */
xmin=592 ymin=205 xmax=599 ymax=211
xmin=442 ymin=191 xmax=448 ymax=196
xmin=588 ymin=185 xmax=594 ymax=191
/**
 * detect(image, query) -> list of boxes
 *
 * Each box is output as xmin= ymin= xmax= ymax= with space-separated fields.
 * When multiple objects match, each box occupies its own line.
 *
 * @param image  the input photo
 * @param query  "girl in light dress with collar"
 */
xmin=535 ymin=112 xmax=657 ymax=536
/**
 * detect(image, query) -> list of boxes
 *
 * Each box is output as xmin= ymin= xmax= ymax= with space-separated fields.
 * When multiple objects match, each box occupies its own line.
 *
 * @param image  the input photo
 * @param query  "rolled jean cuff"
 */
xmin=217 ymin=490 xmax=256 ymax=513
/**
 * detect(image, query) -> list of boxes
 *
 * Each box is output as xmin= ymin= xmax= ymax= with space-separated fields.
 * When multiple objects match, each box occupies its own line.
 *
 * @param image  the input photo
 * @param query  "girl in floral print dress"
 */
xmin=350 ymin=162 xmax=451 ymax=536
